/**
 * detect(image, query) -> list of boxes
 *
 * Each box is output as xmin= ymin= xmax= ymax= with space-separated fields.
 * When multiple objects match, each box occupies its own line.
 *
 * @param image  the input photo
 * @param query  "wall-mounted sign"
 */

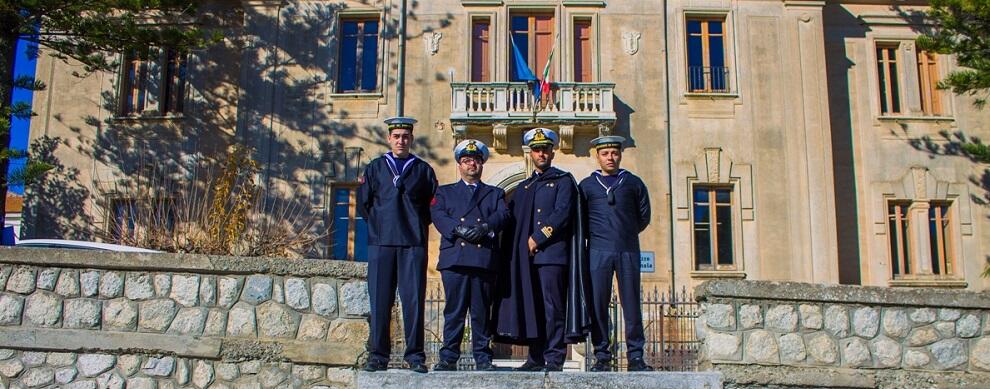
xmin=641 ymin=251 xmax=655 ymax=273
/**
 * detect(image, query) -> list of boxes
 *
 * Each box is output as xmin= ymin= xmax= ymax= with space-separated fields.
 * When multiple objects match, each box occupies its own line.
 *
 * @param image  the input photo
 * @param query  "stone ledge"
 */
xmin=714 ymin=363 xmax=990 ymax=389
xmin=695 ymin=280 xmax=990 ymax=309
xmin=0 ymin=327 xmax=364 ymax=366
xmin=0 ymin=327 xmax=222 ymax=358
xmin=0 ymin=248 xmax=368 ymax=279
xmin=357 ymin=371 xmax=724 ymax=389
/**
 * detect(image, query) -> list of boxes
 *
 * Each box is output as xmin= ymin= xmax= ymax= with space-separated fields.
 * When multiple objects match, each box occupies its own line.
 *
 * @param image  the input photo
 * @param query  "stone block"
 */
xmin=929 ymin=338 xmax=967 ymax=369
xmin=935 ymin=321 xmax=955 ymax=338
xmin=36 ymin=269 xmax=59 ymax=290
xmin=312 ymin=282 xmax=337 ymax=317
xmin=192 ymin=360 xmax=214 ymax=388
xmin=125 ymin=377 xmax=155 ymax=389
xmin=705 ymin=332 xmax=740 ymax=361
xmin=117 ymin=354 xmax=140 ymax=376
xmin=971 ymin=337 xmax=990 ymax=371
xmin=297 ymin=314 xmax=330 ymax=341
xmin=906 ymin=325 xmax=939 ymax=347
xmin=766 ymin=305 xmax=797 ymax=332
xmin=910 ymin=308 xmax=936 ymax=324
xmin=904 ymin=349 xmax=931 ymax=369
xmin=200 ymin=276 xmax=217 ymax=306
xmin=823 ymin=305 xmax=848 ymax=338
xmin=98 ymin=272 xmax=123 ymax=298
xmin=258 ymin=365 xmax=288 ymax=387
xmin=167 ymin=307 xmax=209 ymax=335
xmin=216 ymin=363 xmax=239 ymax=381
xmin=938 ymin=308 xmax=961 ymax=322
xmin=54 ymin=270 xmax=79 ymax=297
xmin=806 ymin=332 xmax=838 ymax=365
xmin=79 ymin=271 xmax=99 ymax=297
xmin=77 ymin=354 xmax=115 ymax=377
xmin=0 ymin=293 xmax=23 ymax=325
xmin=882 ymin=309 xmax=910 ymax=338
xmin=97 ymin=371 xmax=124 ymax=389
xmin=103 ymin=298 xmax=138 ymax=331
xmin=47 ymin=352 xmax=75 ymax=366
xmin=341 ymin=281 xmax=370 ymax=317
xmin=170 ymin=275 xmax=200 ymax=307
xmin=138 ymin=299 xmax=178 ymax=332
xmin=257 ymin=301 xmax=301 ymax=339
xmin=327 ymin=319 xmax=369 ymax=344
xmin=227 ymin=302 xmax=257 ymax=337
xmin=142 ymin=356 xmax=176 ymax=377
xmin=745 ymin=330 xmax=779 ymax=363
xmin=871 ymin=336 xmax=901 ymax=368
xmin=218 ymin=277 xmax=242 ymax=308
xmin=21 ymin=351 xmax=45 ymax=366
xmin=738 ymin=304 xmax=761 ymax=330
xmin=852 ymin=307 xmax=879 ymax=338
xmin=203 ymin=309 xmax=227 ymax=337
xmin=241 ymin=275 xmax=273 ymax=305
xmin=24 ymin=291 xmax=62 ymax=327
xmin=63 ymin=299 xmax=101 ymax=329
xmin=0 ymin=358 xmax=23 ymax=377
xmin=7 ymin=267 xmax=36 ymax=294
xmin=154 ymin=274 xmax=172 ymax=297
xmin=124 ymin=273 xmax=155 ymax=301
xmin=21 ymin=366 xmax=55 ymax=387
xmin=957 ymin=314 xmax=981 ymax=338
xmin=284 ymin=278 xmax=309 ymax=310
xmin=273 ymin=278 xmax=285 ymax=304
xmin=779 ymin=333 xmax=806 ymax=363
xmin=841 ymin=338 xmax=871 ymax=368
xmin=55 ymin=366 xmax=77 ymax=384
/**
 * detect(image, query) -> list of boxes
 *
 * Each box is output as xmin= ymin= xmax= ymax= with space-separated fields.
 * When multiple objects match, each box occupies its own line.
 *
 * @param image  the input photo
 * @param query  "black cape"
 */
xmin=492 ymin=171 xmax=592 ymax=345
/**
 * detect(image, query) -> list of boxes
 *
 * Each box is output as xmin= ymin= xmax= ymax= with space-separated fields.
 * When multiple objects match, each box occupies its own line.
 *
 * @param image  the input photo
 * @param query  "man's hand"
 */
xmin=455 ymin=225 xmax=483 ymax=243
xmin=528 ymin=237 xmax=538 ymax=256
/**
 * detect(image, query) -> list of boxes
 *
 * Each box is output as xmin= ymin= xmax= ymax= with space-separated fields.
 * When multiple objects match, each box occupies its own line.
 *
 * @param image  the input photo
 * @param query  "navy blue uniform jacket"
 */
xmin=357 ymin=154 xmax=438 ymax=247
xmin=578 ymin=170 xmax=651 ymax=253
xmin=430 ymin=182 xmax=511 ymax=271
xmin=494 ymin=167 xmax=593 ymax=344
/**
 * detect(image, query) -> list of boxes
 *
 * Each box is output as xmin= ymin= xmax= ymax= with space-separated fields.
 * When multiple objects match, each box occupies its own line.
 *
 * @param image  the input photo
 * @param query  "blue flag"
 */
xmin=510 ymin=36 xmax=538 ymax=83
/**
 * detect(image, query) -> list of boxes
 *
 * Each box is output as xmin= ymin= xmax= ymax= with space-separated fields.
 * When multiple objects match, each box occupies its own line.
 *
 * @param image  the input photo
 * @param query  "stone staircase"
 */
xmin=357 ymin=371 xmax=723 ymax=389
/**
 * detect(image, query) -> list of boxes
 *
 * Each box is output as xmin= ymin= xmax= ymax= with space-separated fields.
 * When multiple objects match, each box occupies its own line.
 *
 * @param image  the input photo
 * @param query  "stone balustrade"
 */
xmin=0 ymin=248 xmax=370 ymax=388
xmin=696 ymin=280 xmax=990 ymax=388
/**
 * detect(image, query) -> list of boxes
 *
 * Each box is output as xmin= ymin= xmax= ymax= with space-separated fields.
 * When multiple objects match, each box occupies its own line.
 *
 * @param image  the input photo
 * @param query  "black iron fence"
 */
xmin=388 ymin=283 xmax=700 ymax=372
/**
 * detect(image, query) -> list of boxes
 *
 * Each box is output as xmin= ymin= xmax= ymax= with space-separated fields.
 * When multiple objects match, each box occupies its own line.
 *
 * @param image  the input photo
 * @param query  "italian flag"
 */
xmin=538 ymin=43 xmax=555 ymax=104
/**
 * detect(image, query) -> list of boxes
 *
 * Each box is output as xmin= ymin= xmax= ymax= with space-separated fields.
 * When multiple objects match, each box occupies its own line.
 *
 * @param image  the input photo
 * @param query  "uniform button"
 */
xmin=477 ymin=218 xmax=481 ymax=222
xmin=537 ymin=209 xmax=542 ymax=213
xmin=460 ymin=218 xmax=465 ymax=222
xmin=476 ymin=244 xmax=481 ymax=248
xmin=460 ymin=242 xmax=465 ymax=247
xmin=537 ymin=221 xmax=542 ymax=225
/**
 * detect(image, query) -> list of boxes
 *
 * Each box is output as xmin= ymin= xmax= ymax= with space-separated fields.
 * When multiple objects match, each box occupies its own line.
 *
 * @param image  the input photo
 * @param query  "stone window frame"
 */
xmin=465 ymin=10 xmax=499 ymax=83
xmin=678 ymin=8 xmax=739 ymax=97
xmin=565 ymin=9 xmax=600 ymax=83
xmin=677 ymin=147 xmax=753 ymax=280
xmin=328 ymin=8 xmax=389 ymax=100
xmin=873 ymin=167 xmax=971 ymax=288
xmin=333 ymin=14 xmax=384 ymax=94
xmin=114 ymin=47 xmax=190 ymax=119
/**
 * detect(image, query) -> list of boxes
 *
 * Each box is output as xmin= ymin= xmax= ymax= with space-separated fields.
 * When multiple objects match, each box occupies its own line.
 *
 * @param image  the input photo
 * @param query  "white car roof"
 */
xmin=15 ymin=239 xmax=162 ymax=253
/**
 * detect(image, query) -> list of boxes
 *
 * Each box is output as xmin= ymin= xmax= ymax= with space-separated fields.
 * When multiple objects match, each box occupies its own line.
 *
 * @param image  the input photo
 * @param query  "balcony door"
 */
xmin=510 ymin=14 xmax=555 ymax=82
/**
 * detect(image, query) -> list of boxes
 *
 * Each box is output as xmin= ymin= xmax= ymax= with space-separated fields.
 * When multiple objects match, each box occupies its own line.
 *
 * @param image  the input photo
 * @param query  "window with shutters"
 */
xmin=887 ymin=199 xmax=956 ymax=278
xmin=471 ymin=18 xmax=491 ymax=82
xmin=330 ymin=184 xmax=368 ymax=261
xmin=573 ymin=19 xmax=593 ymax=82
xmin=510 ymin=13 xmax=555 ymax=82
xmin=686 ymin=16 xmax=730 ymax=93
xmin=692 ymin=185 xmax=735 ymax=270
xmin=119 ymin=47 xmax=188 ymax=116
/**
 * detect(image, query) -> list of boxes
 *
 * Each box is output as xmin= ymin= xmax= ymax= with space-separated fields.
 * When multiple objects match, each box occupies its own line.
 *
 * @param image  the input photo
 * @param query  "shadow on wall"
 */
xmin=21 ymin=1 xmax=454 ymax=258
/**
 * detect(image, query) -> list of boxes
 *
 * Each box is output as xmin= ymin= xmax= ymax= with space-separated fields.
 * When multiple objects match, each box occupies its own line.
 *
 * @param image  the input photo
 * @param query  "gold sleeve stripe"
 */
xmin=541 ymin=226 xmax=554 ymax=238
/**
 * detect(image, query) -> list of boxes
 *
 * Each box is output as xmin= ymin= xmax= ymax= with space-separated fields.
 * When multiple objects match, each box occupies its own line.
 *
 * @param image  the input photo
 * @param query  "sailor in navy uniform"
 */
xmin=579 ymin=135 xmax=653 ymax=372
xmin=493 ymin=128 xmax=580 ymax=372
xmin=430 ymin=140 xmax=510 ymax=372
xmin=357 ymin=117 xmax=438 ymax=373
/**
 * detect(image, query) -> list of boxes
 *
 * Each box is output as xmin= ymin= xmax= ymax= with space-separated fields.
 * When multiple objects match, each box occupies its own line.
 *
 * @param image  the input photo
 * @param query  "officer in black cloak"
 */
xmin=357 ymin=117 xmax=438 ymax=373
xmin=493 ymin=127 xmax=592 ymax=372
xmin=579 ymin=135 xmax=653 ymax=372
xmin=430 ymin=139 xmax=510 ymax=372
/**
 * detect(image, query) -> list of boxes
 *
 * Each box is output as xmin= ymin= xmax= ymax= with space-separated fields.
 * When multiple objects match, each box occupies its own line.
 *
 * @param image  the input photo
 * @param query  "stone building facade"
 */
xmin=23 ymin=0 xmax=990 ymax=291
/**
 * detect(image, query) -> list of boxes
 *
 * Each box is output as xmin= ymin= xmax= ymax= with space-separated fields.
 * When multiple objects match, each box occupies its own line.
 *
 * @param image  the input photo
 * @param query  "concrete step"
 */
xmin=357 ymin=371 xmax=724 ymax=389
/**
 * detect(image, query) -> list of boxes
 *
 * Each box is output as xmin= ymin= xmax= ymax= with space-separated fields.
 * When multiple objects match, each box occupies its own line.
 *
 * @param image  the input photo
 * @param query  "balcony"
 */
xmin=687 ymin=66 xmax=731 ymax=94
xmin=450 ymin=82 xmax=616 ymax=125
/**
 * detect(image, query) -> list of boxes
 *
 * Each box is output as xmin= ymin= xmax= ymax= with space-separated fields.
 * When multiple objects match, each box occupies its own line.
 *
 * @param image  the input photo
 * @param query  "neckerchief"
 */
xmin=383 ymin=152 xmax=417 ymax=187
xmin=593 ymin=169 xmax=628 ymax=205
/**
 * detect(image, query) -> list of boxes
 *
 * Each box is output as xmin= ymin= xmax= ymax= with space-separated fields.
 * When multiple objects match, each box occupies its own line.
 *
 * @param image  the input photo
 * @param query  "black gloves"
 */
xmin=453 ymin=224 xmax=486 ymax=244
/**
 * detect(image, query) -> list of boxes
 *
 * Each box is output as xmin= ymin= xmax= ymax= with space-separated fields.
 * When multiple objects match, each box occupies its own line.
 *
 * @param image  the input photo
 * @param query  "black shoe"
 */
xmin=543 ymin=363 xmax=563 ymax=372
xmin=363 ymin=360 xmax=387 ymax=372
xmin=475 ymin=361 xmax=497 ymax=371
xmin=408 ymin=362 xmax=429 ymax=373
xmin=432 ymin=360 xmax=457 ymax=371
xmin=627 ymin=358 xmax=653 ymax=372
xmin=513 ymin=361 xmax=544 ymax=371
xmin=590 ymin=359 xmax=612 ymax=372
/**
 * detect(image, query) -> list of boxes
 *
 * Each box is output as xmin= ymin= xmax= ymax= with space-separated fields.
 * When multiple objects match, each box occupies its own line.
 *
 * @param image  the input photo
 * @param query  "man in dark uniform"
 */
xmin=430 ymin=139 xmax=510 ymax=372
xmin=358 ymin=117 xmax=438 ymax=373
xmin=494 ymin=128 xmax=577 ymax=372
xmin=579 ymin=135 xmax=653 ymax=372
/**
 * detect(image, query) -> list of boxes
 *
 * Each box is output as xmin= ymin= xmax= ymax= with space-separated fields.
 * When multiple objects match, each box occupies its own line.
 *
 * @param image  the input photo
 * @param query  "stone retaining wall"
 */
xmin=0 ymin=248 xmax=370 ymax=388
xmin=696 ymin=280 xmax=990 ymax=388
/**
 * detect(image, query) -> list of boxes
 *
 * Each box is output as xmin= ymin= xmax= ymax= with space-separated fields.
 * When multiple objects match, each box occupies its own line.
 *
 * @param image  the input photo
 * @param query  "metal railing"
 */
xmin=389 ymin=283 xmax=699 ymax=372
xmin=449 ymin=82 xmax=616 ymax=122
xmin=586 ymin=285 xmax=701 ymax=372
xmin=688 ymin=66 xmax=731 ymax=93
